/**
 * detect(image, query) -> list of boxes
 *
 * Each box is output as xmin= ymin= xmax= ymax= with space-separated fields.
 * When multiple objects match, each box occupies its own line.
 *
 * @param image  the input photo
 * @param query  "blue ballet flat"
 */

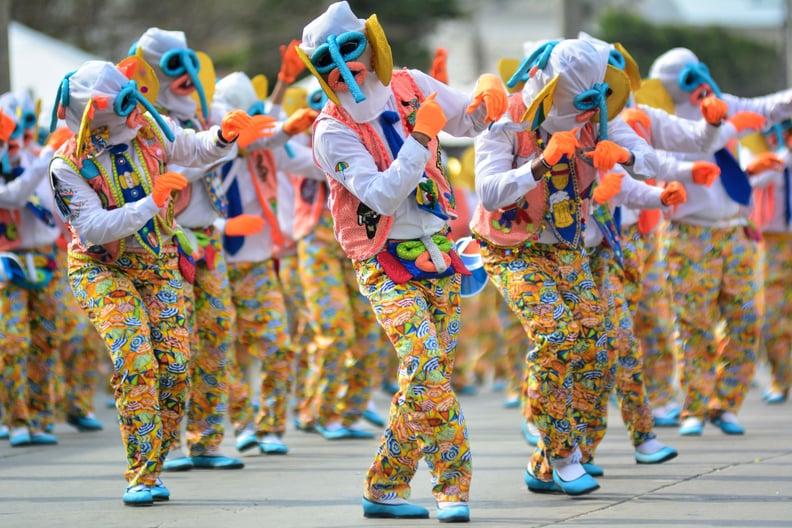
xmin=521 ymin=420 xmax=540 ymax=446
xmin=711 ymin=416 xmax=745 ymax=435
xmin=582 ymin=461 xmax=604 ymax=477
xmin=162 ymin=456 xmax=194 ymax=472
xmin=635 ymin=446 xmax=678 ymax=464
xmin=190 ymin=455 xmax=245 ymax=469
xmin=362 ymin=409 xmax=387 ymax=427
xmin=524 ymin=469 xmax=562 ymax=494
xmin=362 ymin=497 xmax=429 ymax=519
xmin=653 ymin=415 xmax=680 ymax=427
xmin=123 ymin=484 xmax=153 ymax=507
xmin=30 ymin=432 xmax=58 ymax=445
xmin=436 ymin=503 xmax=470 ymax=523
xmin=235 ymin=429 xmax=259 ymax=452
xmin=259 ymin=437 xmax=289 ymax=455
xmin=67 ymin=413 xmax=104 ymax=432
xmin=679 ymin=418 xmax=704 ymax=436
xmin=552 ymin=469 xmax=600 ymax=496
xmin=151 ymin=478 xmax=170 ymax=502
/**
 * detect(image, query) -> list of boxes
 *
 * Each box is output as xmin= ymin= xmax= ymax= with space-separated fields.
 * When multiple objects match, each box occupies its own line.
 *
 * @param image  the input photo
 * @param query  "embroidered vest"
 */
xmin=470 ymin=93 xmax=597 ymax=248
xmin=54 ymin=118 xmax=173 ymax=263
xmin=319 ymin=68 xmax=455 ymax=260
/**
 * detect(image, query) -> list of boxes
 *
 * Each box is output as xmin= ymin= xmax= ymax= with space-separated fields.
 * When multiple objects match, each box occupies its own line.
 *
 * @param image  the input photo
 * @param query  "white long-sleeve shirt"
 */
xmin=313 ymin=69 xmax=490 ymax=241
xmin=50 ymin=118 xmax=233 ymax=249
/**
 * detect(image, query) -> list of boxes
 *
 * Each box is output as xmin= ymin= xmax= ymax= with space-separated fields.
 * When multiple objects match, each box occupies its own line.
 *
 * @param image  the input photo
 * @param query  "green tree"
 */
xmin=597 ymin=10 xmax=783 ymax=97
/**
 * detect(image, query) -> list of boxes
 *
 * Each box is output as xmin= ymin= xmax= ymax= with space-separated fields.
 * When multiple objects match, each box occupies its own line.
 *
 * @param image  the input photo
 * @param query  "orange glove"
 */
xmin=429 ymin=47 xmax=449 ymax=85
xmin=283 ymin=108 xmax=319 ymax=136
xmin=225 ymin=214 xmax=267 ymax=236
xmin=413 ymin=92 xmax=447 ymax=139
xmin=620 ymin=108 xmax=651 ymax=139
xmin=46 ymin=127 xmax=74 ymax=150
xmin=699 ymin=95 xmax=728 ymax=125
xmin=746 ymin=151 xmax=785 ymax=175
xmin=0 ymin=111 xmax=15 ymax=142
xmin=728 ymin=111 xmax=766 ymax=133
xmin=278 ymin=40 xmax=306 ymax=84
xmin=465 ymin=73 xmax=508 ymax=124
xmin=542 ymin=130 xmax=579 ymax=165
xmin=222 ymin=111 xmax=277 ymax=147
xmin=660 ymin=181 xmax=687 ymax=206
xmin=691 ymin=160 xmax=720 ymax=186
xmin=583 ymin=140 xmax=631 ymax=172
xmin=152 ymin=172 xmax=188 ymax=207
xmin=592 ymin=172 xmax=623 ymax=204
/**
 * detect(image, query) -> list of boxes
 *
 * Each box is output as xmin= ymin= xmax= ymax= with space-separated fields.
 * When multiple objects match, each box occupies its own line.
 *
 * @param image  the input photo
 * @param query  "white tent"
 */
xmin=8 ymin=21 xmax=100 ymax=125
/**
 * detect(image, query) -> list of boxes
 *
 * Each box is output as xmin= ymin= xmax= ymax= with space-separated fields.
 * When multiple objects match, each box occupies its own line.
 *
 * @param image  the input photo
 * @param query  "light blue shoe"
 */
xmin=524 ymin=469 xmax=562 ymax=494
xmin=67 ymin=413 xmax=104 ymax=432
xmin=0 ymin=425 xmax=8 ymax=440
xmin=762 ymin=390 xmax=788 ymax=405
xmin=123 ymin=484 xmax=153 ymax=507
xmin=259 ymin=435 xmax=289 ymax=455
xmin=31 ymin=431 xmax=58 ymax=445
xmin=316 ymin=424 xmax=375 ymax=440
xmin=151 ymin=478 xmax=170 ymax=502
xmin=436 ymin=503 xmax=470 ymax=523
xmin=710 ymin=413 xmax=745 ymax=435
xmin=162 ymin=456 xmax=194 ymax=471
xmin=381 ymin=380 xmax=400 ymax=395
xmin=502 ymin=397 xmax=520 ymax=409
xmin=235 ymin=428 xmax=259 ymax=453
xmin=653 ymin=415 xmax=680 ymax=427
xmin=346 ymin=427 xmax=376 ymax=439
xmin=521 ymin=420 xmax=540 ymax=446
xmin=191 ymin=455 xmax=245 ymax=469
xmin=679 ymin=417 xmax=704 ymax=436
xmin=362 ymin=497 xmax=429 ymax=519
xmin=582 ymin=461 xmax=604 ymax=477
xmin=635 ymin=446 xmax=678 ymax=464
xmin=362 ymin=409 xmax=386 ymax=427
xmin=552 ymin=468 xmax=600 ymax=496
xmin=9 ymin=427 xmax=31 ymax=447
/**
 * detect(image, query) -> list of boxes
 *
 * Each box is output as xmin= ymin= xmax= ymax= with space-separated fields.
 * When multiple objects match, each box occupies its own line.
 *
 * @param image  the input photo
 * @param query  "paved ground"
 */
xmin=1 ymin=374 xmax=790 ymax=528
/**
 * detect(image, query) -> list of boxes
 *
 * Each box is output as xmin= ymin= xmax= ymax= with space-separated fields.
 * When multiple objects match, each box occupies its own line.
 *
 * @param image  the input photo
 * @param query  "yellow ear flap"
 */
xmin=740 ymin=132 xmax=771 ymax=155
xmin=116 ymin=56 xmax=160 ymax=106
xmin=190 ymin=51 xmax=216 ymax=116
xmin=521 ymin=74 xmax=558 ymax=129
xmin=296 ymin=47 xmax=340 ymax=106
xmin=634 ymin=78 xmax=675 ymax=115
xmin=75 ymin=97 xmax=94 ymax=159
xmin=613 ymin=43 xmax=641 ymax=92
xmin=459 ymin=145 xmax=476 ymax=191
xmin=498 ymin=58 xmax=523 ymax=94
xmin=251 ymin=74 xmax=269 ymax=102
xmin=365 ymin=14 xmax=393 ymax=86
xmin=283 ymin=86 xmax=308 ymax=117
xmin=596 ymin=65 xmax=631 ymax=123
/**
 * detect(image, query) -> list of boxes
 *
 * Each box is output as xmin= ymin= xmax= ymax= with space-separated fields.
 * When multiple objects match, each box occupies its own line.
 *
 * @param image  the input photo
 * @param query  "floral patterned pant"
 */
xmin=759 ymin=233 xmax=792 ymax=395
xmin=69 ymin=250 xmax=189 ymax=486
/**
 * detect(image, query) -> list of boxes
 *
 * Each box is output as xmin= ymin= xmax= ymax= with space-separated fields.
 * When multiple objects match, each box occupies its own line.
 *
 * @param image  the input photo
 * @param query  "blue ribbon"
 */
xmin=159 ymin=48 xmax=208 ymax=120
xmin=678 ymin=62 xmax=722 ymax=98
xmin=50 ymin=71 xmax=76 ymax=132
xmin=507 ymin=40 xmax=559 ymax=89
xmin=573 ymin=82 xmax=610 ymax=140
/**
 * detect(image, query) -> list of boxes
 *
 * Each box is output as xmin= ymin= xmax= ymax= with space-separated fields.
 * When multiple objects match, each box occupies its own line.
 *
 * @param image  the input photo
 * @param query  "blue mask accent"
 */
xmin=608 ymin=49 xmax=626 ymax=70
xmin=247 ymin=101 xmax=266 ymax=116
xmin=50 ymin=71 xmax=76 ymax=132
xmin=507 ymin=40 xmax=560 ymax=89
xmin=678 ymin=62 xmax=722 ymax=98
xmin=310 ymin=32 xmax=368 ymax=103
xmin=159 ymin=48 xmax=208 ymax=120
xmin=308 ymin=88 xmax=328 ymax=111
xmin=573 ymin=82 xmax=611 ymax=140
xmin=113 ymin=81 xmax=175 ymax=142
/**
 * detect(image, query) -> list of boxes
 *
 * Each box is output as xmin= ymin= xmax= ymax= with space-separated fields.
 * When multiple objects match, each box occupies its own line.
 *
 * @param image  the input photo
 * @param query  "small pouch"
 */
xmin=376 ymin=234 xmax=471 ymax=284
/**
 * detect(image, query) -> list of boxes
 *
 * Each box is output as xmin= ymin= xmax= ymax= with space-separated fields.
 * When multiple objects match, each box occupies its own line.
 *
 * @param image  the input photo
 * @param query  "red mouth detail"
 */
xmin=576 ymin=109 xmax=597 ymax=123
xmin=170 ymin=73 xmax=195 ymax=96
xmin=327 ymin=61 xmax=368 ymax=92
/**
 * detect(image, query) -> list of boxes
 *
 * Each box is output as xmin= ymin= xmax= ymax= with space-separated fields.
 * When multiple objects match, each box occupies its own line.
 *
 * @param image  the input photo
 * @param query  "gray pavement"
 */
xmin=1 ymin=377 xmax=790 ymax=528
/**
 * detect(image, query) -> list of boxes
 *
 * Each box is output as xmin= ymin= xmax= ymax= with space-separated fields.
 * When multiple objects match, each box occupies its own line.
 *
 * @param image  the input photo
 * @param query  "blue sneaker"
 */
xmin=9 ymin=427 xmax=31 ymax=447
xmin=521 ymin=420 xmax=540 ymax=446
xmin=582 ymin=461 xmax=604 ymax=477
xmin=235 ymin=428 xmax=259 ymax=453
xmin=362 ymin=497 xmax=429 ymax=519
xmin=552 ymin=468 xmax=600 ymax=496
xmin=502 ymin=396 xmax=520 ymax=409
xmin=679 ymin=417 xmax=704 ymax=436
xmin=436 ymin=502 xmax=470 ymax=523
xmin=123 ymin=484 xmax=153 ymax=507
xmin=162 ymin=456 xmax=194 ymax=472
xmin=191 ymin=455 xmax=245 ymax=469
xmin=151 ymin=478 xmax=170 ymax=502
xmin=259 ymin=434 xmax=289 ymax=455
xmin=524 ymin=469 xmax=562 ymax=494
xmin=636 ymin=446 xmax=678 ymax=464
xmin=31 ymin=431 xmax=58 ymax=445
xmin=67 ymin=413 xmax=104 ymax=432
xmin=0 ymin=425 xmax=8 ymax=440
xmin=362 ymin=409 xmax=386 ymax=427
xmin=762 ymin=390 xmax=788 ymax=405
xmin=710 ymin=412 xmax=745 ymax=435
